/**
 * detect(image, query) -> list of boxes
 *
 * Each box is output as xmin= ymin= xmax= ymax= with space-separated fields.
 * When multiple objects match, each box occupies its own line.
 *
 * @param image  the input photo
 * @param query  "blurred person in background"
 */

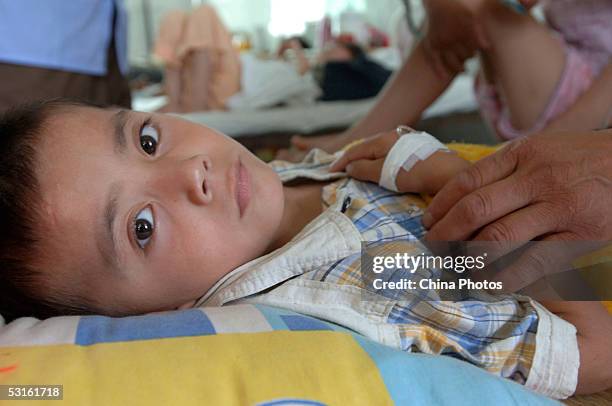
xmin=278 ymin=36 xmax=392 ymax=102
xmin=0 ymin=0 xmax=131 ymax=113
xmin=283 ymin=0 xmax=612 ymax=158
xmin=153 ymin=4 xmax=241 ymax=113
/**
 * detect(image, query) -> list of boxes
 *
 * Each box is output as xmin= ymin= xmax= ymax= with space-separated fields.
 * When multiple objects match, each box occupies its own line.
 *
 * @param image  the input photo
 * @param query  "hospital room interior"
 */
xmin=0 ymin=0 xmax=611 ymax=405
xmin=127 ymin=0 xmax=492 ymax=157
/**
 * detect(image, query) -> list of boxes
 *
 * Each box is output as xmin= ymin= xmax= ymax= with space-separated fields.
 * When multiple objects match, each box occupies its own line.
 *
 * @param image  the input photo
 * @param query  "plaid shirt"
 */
xmin=197 ymin=149 xmax=578 ymax=399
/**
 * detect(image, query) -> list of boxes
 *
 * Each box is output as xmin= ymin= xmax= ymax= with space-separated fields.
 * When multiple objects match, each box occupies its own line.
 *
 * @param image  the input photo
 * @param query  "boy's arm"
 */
xmin=396 ymin=151 xmax=470 ymax=195
xmin=540 ymin=301 xmax=612 ymax=395
xmin=330 ymin=130 xmax=470 ymax=195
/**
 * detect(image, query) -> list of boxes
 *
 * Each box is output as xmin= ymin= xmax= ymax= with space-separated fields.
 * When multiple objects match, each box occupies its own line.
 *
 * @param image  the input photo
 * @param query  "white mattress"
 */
xmin=133 ymin=74 xmax=478 ymax=138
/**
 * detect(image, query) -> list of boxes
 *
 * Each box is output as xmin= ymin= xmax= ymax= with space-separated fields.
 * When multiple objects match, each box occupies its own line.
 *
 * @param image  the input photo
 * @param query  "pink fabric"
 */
xmin=541 ymin=0 xmax=612 ymax=76
xmin=475 ymin=39 xmax=596 ymax=140
xmin=475 ymin=0 xmax=612 ymax=140
xmin=154 ymin=5 xmax=241 ymax=109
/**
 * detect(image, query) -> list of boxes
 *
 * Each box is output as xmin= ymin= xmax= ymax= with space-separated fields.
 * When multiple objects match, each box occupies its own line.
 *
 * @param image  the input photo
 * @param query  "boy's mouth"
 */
xmin=235 ymin=157 xmax=251 ymax=218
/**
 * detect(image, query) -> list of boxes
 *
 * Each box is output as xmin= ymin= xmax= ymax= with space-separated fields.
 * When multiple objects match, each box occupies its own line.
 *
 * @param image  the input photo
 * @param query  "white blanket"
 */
xmin=226 ymin=54 xmax=321 ymax=111
xmin=177 ymin=74 xmax=477 ymax=137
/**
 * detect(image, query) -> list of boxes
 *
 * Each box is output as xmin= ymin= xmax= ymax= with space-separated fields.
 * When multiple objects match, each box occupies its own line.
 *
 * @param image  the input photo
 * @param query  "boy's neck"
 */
xmin=265 ymin=183 xmax=326 ymax=254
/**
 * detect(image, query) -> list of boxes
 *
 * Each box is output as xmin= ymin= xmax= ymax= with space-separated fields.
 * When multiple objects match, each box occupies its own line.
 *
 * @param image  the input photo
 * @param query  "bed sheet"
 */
xmin=133 ymin=75 xmax=477 ymax=138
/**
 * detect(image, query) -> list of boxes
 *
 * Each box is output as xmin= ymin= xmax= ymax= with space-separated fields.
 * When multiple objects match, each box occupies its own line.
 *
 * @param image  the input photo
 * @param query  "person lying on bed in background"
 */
xmin=0 ymin=100 xmax=611 ymax=399
xmin=154 ymin=3 xmax=391 ymax=115
xmin=278 ymin=36 xmax=392 ymax=102
xmin=278 ymin=0 xmax=612 ymax=161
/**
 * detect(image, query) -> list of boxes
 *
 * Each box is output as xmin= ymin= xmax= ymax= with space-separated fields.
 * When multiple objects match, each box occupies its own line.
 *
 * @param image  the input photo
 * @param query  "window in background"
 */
xmin=326 ymin=0 xmax=366 ymax=18
xmin=268 ymin=0 xmax=326 ymax=36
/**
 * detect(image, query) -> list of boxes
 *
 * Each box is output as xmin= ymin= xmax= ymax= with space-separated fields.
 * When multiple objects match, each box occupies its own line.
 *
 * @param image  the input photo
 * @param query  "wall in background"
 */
xmin=125 ymin=0 xmax=408 ymax=65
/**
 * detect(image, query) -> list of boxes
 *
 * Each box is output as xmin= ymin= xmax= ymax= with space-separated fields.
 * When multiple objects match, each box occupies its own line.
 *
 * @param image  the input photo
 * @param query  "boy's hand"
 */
xmin=328 ymin=130 xmax=398 ymax=182
xmin=329 ymin=129 xmax=469 ymax=195
xmin=275 ymin=132 xmax=350 ymax=163
xmin=423 ymin=0 xmax=490 ymax=78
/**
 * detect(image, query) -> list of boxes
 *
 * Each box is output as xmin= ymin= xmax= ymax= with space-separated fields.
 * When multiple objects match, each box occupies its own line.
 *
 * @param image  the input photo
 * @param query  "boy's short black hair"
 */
xmin=0 ymin=99 xmax=97 ymax=322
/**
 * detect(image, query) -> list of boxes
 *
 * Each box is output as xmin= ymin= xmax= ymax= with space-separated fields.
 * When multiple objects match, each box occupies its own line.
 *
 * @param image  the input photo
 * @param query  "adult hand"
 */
xmin=423 ymin=0 xmax=490 ymax=78
xmin=423 ymin=130 xmax=612 ymax=291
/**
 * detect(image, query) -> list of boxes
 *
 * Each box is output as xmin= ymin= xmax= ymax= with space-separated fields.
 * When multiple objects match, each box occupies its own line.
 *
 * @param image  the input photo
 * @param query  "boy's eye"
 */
xmin=133 ymin=206 xmax=154 ymax=249
xmin=139 ymin=123 xmax=159 ymax=155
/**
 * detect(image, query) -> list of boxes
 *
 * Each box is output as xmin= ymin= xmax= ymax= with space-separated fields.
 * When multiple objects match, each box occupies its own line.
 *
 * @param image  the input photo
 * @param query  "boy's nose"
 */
xmin=177 ymin=154 xmax=213 ymax=205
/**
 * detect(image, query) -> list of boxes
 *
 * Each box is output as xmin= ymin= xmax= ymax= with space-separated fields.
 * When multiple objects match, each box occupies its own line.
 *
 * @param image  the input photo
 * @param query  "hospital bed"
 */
xmin=133 ymin=73 xmax=497 ymax=150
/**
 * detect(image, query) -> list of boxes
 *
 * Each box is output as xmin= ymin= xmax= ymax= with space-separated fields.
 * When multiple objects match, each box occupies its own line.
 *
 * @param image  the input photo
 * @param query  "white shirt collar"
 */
xmin=195 ymin=206 xmax=362 ymax=307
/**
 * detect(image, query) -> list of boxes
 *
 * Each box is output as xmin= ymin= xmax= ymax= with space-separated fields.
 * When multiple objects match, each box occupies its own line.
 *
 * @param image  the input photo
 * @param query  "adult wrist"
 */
xmin=588 ymin=130 xmax=612 ymax=178
xmin=602 ymin=108 xmax=612 ymax=129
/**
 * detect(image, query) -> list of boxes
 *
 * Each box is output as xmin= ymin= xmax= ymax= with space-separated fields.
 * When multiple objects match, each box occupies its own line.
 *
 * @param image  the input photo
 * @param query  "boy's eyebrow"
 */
xmin=97 ymin=182 xmax=122 ymax=271
xmin=112 ymin=110 xmax=128 ymax=154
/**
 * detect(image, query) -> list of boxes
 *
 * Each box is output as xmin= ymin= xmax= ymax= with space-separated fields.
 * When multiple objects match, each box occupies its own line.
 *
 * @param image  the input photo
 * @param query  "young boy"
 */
xmin=0 ymin=100 xmax=610 ymax=399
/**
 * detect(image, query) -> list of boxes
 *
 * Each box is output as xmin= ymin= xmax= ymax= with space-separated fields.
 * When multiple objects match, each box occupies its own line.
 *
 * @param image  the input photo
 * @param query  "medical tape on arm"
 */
xmin=379 ymin=131 xmax=449 ymax=192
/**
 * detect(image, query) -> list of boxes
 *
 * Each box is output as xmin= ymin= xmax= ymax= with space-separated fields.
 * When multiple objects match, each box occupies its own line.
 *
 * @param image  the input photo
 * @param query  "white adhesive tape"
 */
xmin=379 ymin=131 xmax=448 ymax=191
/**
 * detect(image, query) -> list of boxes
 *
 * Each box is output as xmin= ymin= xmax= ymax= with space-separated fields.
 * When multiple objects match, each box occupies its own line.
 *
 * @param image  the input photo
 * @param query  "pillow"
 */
xmin=0 ymin=304 xmax=559 ymax=405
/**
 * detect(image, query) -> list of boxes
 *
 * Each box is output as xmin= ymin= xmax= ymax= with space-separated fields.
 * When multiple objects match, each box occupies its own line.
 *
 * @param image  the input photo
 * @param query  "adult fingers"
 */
xmin=425 ymin=173 xmax=532 ymax=241
xmin=423 ymin=142 xmax=520 ymax=229
xmin=345 ymin=158 xmax=385 ymax=184
xmin=329 ymin=133 xmax=393 ymax=172
xmin=492 ymin=232 xmax=589 ymax=293
xmin=469 ymin=202 xmax=561 ymax=264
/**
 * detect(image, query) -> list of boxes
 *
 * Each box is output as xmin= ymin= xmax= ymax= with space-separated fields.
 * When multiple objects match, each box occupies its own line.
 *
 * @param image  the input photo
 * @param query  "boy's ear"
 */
xmin=177 ymin=300 xmax=197 ymax=310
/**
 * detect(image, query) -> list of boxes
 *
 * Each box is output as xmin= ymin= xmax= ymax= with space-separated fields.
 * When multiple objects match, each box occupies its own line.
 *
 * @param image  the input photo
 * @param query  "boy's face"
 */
xmin=36 ymin=107 xmax=284 ymax=314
